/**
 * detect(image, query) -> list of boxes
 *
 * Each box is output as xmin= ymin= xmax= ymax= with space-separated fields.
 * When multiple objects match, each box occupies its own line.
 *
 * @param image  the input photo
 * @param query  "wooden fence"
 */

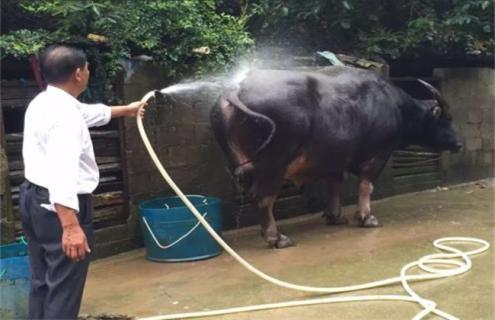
xmin=0 ymin=80 xmax=133 ymax=257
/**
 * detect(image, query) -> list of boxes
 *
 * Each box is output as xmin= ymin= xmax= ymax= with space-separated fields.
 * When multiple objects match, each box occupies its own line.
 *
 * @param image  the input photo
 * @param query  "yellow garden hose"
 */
xmin=136 ymin=90 xmax=489 ymax=320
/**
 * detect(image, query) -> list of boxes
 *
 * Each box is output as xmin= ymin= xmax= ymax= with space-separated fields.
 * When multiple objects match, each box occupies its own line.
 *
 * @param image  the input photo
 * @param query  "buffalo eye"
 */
xmin=431 ymin=106 xmax=442 ymax=118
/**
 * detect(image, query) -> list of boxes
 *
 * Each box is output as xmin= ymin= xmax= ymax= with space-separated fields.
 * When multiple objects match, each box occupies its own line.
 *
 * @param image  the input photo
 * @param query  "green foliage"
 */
xmin=2 ymin=0 xmax=492 ymax=98
xmin=111 ymin=1 xmax=253 ymax=77
xmin=1 ymin=0 xmax=254 ymax=100
xmin=0 ymin=29 xmax=59 ymax=58
xmin=247 ymin=0 xmax=494 ymax=59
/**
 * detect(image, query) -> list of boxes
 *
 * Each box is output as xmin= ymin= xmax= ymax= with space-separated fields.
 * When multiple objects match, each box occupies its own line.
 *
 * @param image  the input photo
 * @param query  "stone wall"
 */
xmin=434 ymin=68 xmax=495 ymax=182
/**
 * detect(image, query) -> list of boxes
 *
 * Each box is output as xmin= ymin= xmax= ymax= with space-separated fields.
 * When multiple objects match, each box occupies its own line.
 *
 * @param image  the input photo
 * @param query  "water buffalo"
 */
xmin=210 ymin=66 xmax=463 ymax=248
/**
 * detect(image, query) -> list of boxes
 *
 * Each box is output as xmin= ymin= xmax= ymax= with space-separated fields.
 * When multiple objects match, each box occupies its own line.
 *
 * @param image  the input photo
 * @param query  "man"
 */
xmin=19 ymin=44 xmax=147 ymax=319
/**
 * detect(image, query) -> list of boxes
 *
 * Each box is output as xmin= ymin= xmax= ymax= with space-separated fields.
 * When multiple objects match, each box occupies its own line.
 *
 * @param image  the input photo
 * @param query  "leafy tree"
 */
xmin=1 ymin=0 xmax=492 ymax=101
xmin=247 ymin=0 xmax=494 ymax=59
xmin=0 ymin=0 xmax=254 ymax=101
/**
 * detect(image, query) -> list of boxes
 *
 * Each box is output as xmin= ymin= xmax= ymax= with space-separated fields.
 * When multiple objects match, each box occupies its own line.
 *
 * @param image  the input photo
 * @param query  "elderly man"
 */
xmin=19 ymin=44 xmax=146 ymax=319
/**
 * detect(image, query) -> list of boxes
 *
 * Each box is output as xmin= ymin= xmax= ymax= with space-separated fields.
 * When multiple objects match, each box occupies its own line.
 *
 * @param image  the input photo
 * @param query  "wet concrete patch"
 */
xmin=81 ymin=180 xmax=494 ymax=319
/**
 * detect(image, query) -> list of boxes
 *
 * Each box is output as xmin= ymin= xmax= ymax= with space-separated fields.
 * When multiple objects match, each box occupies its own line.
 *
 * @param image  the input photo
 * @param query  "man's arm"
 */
xmin=79 ymin=101 xmax=146 ymax=128
xmin=45 ymin=110 xmax=89 ymax=261
xmin=110 ymin=101 xmax=147 ymax=118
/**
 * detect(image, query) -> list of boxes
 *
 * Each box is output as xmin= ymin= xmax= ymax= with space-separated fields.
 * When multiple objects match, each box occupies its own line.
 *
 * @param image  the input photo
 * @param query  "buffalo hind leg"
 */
xmin=324 ymin=175 xmax=348 ymax=225
xmin=257 ymin=195 xmax=294 ymax=248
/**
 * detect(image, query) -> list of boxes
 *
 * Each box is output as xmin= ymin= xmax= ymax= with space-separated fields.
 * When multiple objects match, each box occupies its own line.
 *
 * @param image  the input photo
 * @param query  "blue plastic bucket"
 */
xmin=138 ymin=195 xmax=223 ymax=262
xmin=0 ymin=237 xmax=30 ymax=319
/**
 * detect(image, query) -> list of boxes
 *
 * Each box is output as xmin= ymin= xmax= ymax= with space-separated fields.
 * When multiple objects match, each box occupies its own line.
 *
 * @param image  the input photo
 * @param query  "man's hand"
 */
xmin=110 ymin=101 xmax=147 ymax=118
xmin=55 ymin=204 xmax=91 ymax=261
xmin=126 ymin=101 xmax=147 ymax=118
xmin=62 ymin=224 xmax=90 ymax=261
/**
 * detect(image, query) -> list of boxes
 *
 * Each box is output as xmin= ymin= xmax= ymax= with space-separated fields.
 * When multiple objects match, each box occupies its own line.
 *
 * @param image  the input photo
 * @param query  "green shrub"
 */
xmin=1 ymin=0 xmax=254 ymax=100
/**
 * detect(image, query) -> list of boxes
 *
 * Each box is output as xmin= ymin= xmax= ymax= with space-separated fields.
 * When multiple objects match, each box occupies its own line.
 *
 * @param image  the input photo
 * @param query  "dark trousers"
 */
xmin=19 ymin=180 xmax=94 ymax=320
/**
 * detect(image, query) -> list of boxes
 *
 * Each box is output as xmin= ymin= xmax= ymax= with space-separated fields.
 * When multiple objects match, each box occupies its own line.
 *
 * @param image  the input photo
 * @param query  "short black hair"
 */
xmin=39 ymin=44 xmax=87 ymax=84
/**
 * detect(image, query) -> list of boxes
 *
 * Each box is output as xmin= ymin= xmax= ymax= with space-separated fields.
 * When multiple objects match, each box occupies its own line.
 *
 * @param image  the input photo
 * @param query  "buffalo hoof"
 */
xmin=356 ymin=213 xmax=381 ymax=228
xmin=267 ymin=234 xmax=295 ymax=249
xmin=325 ymin=212 xmax=349 ymax=225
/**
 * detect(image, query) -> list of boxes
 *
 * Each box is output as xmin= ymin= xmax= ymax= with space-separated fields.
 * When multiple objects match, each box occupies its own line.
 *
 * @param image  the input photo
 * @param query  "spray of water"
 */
xmin=160 ymin=81 xmax=221 ymax=95
xmin=158 ymin=45 xmax=321 ymax=97
xmin=156 ymin=58 xmax=263 ymax=98
xmin=226 ymin=64 xmax=251 ymax=89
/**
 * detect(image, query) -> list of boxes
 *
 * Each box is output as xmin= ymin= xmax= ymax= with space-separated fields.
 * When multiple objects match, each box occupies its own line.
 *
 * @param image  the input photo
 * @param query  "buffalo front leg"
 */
xmin=324 ymin=175 xmax=348 ymax=225
xmin=355 ymin=151 xmax=391 ymax=227
xmin=257 ymin=196 xmax=295 ymax=248
xmin=355 ymin=179 xmax=381 ymax=227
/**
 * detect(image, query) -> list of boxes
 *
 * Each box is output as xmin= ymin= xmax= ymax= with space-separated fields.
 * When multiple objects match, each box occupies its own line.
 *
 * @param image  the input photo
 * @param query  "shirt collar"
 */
xmin=46 ymin=85 xmax=78 ymax=102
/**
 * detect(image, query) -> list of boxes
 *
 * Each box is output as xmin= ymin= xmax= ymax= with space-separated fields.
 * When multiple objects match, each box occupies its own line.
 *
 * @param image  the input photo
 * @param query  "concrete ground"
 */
xmin=81 ymin=180 xmax=494 ymax=320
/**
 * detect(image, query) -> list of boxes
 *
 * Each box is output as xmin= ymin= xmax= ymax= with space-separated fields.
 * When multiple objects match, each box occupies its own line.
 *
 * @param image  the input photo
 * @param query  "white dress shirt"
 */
xmin=22 ymin=85 xmax=111 ymax=212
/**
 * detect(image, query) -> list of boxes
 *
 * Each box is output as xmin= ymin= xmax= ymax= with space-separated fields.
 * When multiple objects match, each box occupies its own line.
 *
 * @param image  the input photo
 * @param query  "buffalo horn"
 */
xmin=417 ymin=79 xmax=450 ymax=114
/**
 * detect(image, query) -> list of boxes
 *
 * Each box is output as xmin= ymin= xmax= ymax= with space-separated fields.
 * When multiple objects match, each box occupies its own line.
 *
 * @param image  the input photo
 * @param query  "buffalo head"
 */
xmin=417 ymin=79 xmax=464 ymax=153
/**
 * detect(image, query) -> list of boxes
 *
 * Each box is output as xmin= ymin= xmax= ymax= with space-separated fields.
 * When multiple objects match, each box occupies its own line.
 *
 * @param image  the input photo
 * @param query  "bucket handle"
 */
xmin=188 ymin=195 xmax=208 ymax=205
xmin=162 ymin=195 xmax=208 ymax=209
xmin=142 ymin=212 xmax=208 ymax=249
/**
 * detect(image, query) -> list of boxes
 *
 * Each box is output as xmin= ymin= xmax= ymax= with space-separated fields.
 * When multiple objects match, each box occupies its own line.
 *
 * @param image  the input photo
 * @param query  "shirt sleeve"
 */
xmin=45 ymin=113 xmax=82 ymax=212
xmin=79 ymin=102 xmax=111 ymax=128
